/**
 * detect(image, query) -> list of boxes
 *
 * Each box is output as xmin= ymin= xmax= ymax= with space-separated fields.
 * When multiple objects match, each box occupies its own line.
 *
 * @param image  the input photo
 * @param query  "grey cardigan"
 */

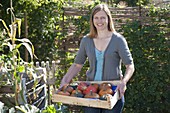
xmin=74 ymin=32 xmax=133 ymax=81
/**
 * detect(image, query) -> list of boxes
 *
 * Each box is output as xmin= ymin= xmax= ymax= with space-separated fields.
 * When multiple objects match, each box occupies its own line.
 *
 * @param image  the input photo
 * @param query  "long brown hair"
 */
xmin=87 ymin=4 xmax=115 ymax=38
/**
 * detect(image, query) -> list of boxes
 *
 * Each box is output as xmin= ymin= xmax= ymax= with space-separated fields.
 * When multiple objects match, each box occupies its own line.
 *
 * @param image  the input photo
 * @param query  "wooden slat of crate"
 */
xmin=52 ymin=90 xmax=119 ymax=109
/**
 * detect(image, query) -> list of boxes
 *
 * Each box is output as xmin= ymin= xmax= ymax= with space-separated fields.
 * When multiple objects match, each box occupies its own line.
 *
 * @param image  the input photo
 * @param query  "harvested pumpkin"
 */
xmin=62 ymin=84 xmax=74 ymax=93
xmin=71 ymin=89 xmax=84 ymax=98
xmin=99 ymin=87 xmax=113 ymax=96
xmin=83 ymin=84 xmax=98 ymax=95
xmin=99 ymin=82 xmax=112 ymax=90
xmin=84 ymin=90 xmax=99 ymax=99
xmin=100 ymin=94 xmax=112 ymax=100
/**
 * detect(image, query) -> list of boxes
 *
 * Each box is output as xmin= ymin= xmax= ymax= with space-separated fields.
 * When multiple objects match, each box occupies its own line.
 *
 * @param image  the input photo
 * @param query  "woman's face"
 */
xmin=93 ymin=10 xmax=109 ymax=31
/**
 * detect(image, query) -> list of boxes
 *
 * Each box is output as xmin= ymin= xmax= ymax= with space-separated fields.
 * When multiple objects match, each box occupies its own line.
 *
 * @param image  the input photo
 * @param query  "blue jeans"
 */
xmin=84 ymin=97 xmax=125 ymax=113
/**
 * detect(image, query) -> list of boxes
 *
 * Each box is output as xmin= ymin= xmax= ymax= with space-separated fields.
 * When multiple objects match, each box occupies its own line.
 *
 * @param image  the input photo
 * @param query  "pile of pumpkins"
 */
xmin=57 ymin=82 xmax=117 ymax=100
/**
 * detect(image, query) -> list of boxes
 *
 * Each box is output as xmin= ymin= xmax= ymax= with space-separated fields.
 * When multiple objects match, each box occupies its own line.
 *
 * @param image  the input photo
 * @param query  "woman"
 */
xmin=60 ymin=4 xmax=135 ymax=113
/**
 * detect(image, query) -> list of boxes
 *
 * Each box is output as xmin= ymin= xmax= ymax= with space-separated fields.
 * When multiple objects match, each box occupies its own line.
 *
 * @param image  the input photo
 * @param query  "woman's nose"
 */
xmin=98 ymin=18 xmax=103 ymax=22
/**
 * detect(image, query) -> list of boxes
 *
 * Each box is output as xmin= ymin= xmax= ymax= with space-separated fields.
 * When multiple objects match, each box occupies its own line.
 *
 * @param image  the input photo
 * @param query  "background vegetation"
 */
xmin=0 ymin=0 xmax=169 ymax=113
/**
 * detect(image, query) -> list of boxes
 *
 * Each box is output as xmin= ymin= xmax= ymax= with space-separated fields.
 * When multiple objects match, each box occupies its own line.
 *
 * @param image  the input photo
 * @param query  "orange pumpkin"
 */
xmin=99 ymin=82 xmax=112 ymax=90
xmin=62 ymin=84 xmax=74 ymax=93
xmin=99 ymin=87 xmax=113 ymax=96
xmin=84 ymin=90 xmax=100 ymax=99
xmin=71 ymin=89 xmax=84 ymax=98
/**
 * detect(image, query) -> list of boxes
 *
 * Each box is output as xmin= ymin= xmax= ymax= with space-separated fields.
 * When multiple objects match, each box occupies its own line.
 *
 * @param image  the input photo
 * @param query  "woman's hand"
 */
xmin=116 ymin=80 xmax=127 ymax=99
xmin=116 ymin=64 xmax=134 ymax=99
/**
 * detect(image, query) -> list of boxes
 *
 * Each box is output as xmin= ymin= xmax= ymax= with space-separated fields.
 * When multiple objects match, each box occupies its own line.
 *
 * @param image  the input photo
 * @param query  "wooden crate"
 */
xmin=52 ymin=81 xmax=120 ymax=109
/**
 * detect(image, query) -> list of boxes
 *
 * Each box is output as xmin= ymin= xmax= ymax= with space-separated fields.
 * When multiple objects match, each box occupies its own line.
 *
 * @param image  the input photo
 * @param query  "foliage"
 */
xmin=41 ymin=104 xmax=72 ymax=113
xmin=105 ymin=0 xmax=151 ymax=7
xmin=120 ymin=5 xmax=170 ymax=113
xmin=10 ymin=104 xmax=40 ymax=113
xmin=0 ymin=14 xmax=35 ymax=107
xmin=12 ymin=0 xmax=64 ymax=62
xmin=0 ymin=0 xmax=40 ymax=112
xmin=41 ymin=104 xmax=57 ymax=113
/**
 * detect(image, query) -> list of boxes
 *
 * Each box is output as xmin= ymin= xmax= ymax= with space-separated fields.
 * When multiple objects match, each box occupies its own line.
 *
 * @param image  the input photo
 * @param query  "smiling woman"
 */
xmin=60 ymin=3 xmax=135 ymax=113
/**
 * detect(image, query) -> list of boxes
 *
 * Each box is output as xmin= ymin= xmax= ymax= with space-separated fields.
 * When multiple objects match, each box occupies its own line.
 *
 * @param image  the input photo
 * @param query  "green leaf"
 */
xmin=0 ymin=19 xmax=11 ymax=38
xmin=17 ymin=65 xmax=25 ymax=72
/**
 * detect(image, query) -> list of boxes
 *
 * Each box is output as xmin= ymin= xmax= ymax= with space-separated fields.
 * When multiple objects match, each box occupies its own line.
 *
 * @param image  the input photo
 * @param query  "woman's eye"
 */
xmin=94 ymin=16 xmax=106 ymax=20
xmin=101 ymin=17 xmax=105 ymax=19
xmin=94 ymin=17 xmax=98 ymax=19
